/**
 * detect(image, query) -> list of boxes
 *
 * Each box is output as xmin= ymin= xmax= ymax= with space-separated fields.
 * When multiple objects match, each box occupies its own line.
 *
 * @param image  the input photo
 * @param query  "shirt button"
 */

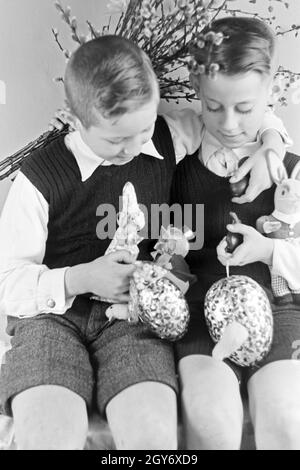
xmin=47 ymin=299 xmax=56 ymax=308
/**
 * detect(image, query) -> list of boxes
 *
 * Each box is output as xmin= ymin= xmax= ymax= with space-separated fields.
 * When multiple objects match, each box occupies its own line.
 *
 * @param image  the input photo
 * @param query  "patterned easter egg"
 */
xmin=128 ymin=262 xmax=190 ymax=341
xmin=204 ymin=275 xmax=273 ymax=366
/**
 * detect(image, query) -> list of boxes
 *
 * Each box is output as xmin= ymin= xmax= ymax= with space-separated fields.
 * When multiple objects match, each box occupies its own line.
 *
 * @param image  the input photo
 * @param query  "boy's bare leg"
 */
xmin=248 ymin=360 xmax=300 ymax=450
xmin=179 ymin=355 xmax=243 ymax=450
xmin=12 ymin=385 xmax=88 ymax=450
xmin=106 ymin=381 xmax=177 ymax=450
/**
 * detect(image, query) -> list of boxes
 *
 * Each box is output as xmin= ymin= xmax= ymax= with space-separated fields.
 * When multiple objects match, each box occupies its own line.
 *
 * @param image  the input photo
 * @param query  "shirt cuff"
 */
xmin=259 ymin=127 xmax=293 ymax=148
xmin=36 ymin=267 xmax=76 ymax=315
xmin=258 ymin=111 xmax=293 ymax=147
xmin=271 ymin=238 xmax=300 ymax=290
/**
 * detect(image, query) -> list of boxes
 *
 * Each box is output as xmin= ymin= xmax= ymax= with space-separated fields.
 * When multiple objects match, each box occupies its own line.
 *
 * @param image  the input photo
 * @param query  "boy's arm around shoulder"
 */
xmin=259 ymin=107 xmax=293 ymax=159
xmin=231 ymin=109 xmax=293 ymax=204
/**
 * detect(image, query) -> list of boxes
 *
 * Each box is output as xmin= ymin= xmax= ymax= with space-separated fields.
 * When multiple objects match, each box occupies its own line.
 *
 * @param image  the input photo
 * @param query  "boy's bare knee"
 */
xmin=183 ymin=387 xmax=242 ymax=432
xmin=107 ymin=382 xmax=177 ymax=450
xmin=110 ymin=405 xmax=177 ymax=450
xmin=253 ymin=400 xmax=300 ymax=449
xmin=12 ymin=385 xmax=88 ymax=450
xmin=140 ymin=409 xmax=177 ymax=449
xmin=180 ymin=361 xmax=243 ymax=449
xmin=249 ymin=362 xmax=300 ymax=449
xmin=16 ymin=426 xmax=87 ymax=450
xmin=123 ymin=412 xmax=177 ymax=450
xmin=270 ymin=403 xmax=300 ymax=433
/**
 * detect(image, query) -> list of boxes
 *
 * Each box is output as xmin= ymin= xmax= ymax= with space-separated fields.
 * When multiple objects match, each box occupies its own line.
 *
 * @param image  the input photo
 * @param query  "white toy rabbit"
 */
xmin=256 ymin=150 xmax=300 ymax=304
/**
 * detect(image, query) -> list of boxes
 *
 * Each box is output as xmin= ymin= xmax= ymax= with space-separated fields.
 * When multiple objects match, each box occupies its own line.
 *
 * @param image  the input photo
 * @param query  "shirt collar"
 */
xmin=65 ymin=130 xmax=163 ymax=182
xmin=201 ymin=128 xmax=262 ymax=167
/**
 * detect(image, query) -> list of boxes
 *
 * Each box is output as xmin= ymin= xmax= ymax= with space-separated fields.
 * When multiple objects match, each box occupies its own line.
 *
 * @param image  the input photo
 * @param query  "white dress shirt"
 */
xmin=0 ymin=113 xmax=200 ymax=319
xmin=0 ymin=108 xmax=297 ymax=319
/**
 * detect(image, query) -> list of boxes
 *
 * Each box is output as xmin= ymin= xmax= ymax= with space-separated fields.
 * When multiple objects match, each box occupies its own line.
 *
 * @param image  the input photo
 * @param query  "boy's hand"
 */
xmin=217 ymin=223 xmax=274 ymax=267
xmin=65 ymin=250 xmax=136 ymax=302
xmin=48 ymin=103 xmax=74 ymax=131
xmin=230 ymin=128 xmax=285 ymax=204
xmin=229 ymin=149 xmax=272 ymax=204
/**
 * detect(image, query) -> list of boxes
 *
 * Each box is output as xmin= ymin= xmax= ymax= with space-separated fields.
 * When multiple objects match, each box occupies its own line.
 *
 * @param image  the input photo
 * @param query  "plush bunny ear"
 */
xmin=266 ymin=149 xmax=288 ymax=185
xmin=291 ymin=161 xmax=300 ymax=181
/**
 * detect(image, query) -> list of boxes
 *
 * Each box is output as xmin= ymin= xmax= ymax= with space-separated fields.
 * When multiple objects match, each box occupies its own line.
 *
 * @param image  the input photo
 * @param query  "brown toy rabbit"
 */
xmin=256 ymin=150 xmax=300 ymax=304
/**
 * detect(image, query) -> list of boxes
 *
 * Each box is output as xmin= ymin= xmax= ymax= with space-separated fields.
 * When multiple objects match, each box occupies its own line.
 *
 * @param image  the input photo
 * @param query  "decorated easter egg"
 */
xmin=128 ymin=262 xmax=190 ymax=341
xmin=229 ymin=157 xmax=250 ymax=197
xmin=225 ymin=212 xmax=243 ymax=254
xmin=204 ymin=275 xmax=273 ymax=366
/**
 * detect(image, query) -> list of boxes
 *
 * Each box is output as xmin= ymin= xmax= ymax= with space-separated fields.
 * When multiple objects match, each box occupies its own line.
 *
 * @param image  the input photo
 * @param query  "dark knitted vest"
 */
xmin=171 ymin=150 xmax=300 ymax=305
xmin=21 ymin=116 xmax=176 ymax=269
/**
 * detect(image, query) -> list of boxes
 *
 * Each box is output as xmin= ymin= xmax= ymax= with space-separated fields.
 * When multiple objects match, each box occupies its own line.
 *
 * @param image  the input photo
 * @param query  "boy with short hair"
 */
xmin=172 ymin=17 xmax=300 ymax=450
xmin=0 ymin=32 xmax=292 ymax=449
xmin=0 ymin=35 xmax=179 ymax=450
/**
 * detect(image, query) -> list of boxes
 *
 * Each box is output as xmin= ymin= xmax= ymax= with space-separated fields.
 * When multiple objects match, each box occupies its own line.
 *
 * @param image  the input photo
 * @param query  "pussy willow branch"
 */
xmin=52 ymin=28 xmax=64 ymax=52
xmin=145 ymin=15 xmax=193 ymax=54
xmin=210 ymin=0 xmax=227 ymax=23
xmin=117 ymin=0 xmax=140 ymax=36
xmin=276 ymin=69 xmax=300 ymax=77
xmin=115 ymin=11 xmax=125 ymax=34
xmin=0 ymin=126 xmax=69 ymax=181
xmin=1 ymin=0 xmax=299 ymax=183
xmin=221 ymin=7 xmax=268 ymax=21
xmin=86 ymin=21 xmax=99 ymax=39
xmin=163 ymin=92 xmax=196 ymax=101
xmin=276 ymin=25 xmax=300 ymax=36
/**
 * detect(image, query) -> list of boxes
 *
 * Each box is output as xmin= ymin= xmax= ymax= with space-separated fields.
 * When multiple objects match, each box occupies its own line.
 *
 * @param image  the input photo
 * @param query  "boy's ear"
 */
xmin=189 ymin=72 xmax=201 ymax=96
xmin=72 ymin=116 xmax=84 ymax=132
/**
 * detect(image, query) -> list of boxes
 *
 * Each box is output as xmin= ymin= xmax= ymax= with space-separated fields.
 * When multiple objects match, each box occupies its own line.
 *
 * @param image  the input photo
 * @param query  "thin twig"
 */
xmin=276 ymin=25 xmax=300 ymax=36
xmin=52 ymin=28 xmax=64 ymax=52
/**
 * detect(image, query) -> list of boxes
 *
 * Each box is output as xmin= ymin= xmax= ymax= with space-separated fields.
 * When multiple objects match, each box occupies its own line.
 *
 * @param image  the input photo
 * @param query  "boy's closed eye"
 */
xmin=205 ymin=102 xmax=254 ymax=115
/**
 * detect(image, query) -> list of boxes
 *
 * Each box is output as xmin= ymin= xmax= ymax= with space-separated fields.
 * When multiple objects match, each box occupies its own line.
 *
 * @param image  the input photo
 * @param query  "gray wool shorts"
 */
xmin=0 ymin=296 xmax=178 ymax=416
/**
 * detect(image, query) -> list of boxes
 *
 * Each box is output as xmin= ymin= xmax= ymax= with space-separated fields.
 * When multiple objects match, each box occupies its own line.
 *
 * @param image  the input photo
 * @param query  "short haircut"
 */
xmin=191 ymin=17 xmax=276 ymax=77
xmin=64 ymin=35 xmax=159 ymax=129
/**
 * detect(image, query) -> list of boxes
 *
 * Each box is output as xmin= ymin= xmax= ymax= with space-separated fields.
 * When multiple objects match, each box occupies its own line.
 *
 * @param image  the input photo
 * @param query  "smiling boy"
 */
xmin=172 ymin=17 xmax=300 ymax=450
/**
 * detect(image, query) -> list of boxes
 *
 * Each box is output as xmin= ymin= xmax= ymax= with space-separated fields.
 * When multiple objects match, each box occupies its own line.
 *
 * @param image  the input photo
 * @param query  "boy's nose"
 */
xmin=123 ymin=137 xmax=143 ymax=156
xmin=221 ymin=110 xmax=239 ymax=133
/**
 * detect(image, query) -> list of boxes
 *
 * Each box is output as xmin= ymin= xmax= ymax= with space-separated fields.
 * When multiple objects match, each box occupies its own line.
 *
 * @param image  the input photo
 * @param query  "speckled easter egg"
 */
xmin=204 ymin=275 xmax=273 ymax=366
xmin=128 ymin=262 xmax=189 ymax=341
